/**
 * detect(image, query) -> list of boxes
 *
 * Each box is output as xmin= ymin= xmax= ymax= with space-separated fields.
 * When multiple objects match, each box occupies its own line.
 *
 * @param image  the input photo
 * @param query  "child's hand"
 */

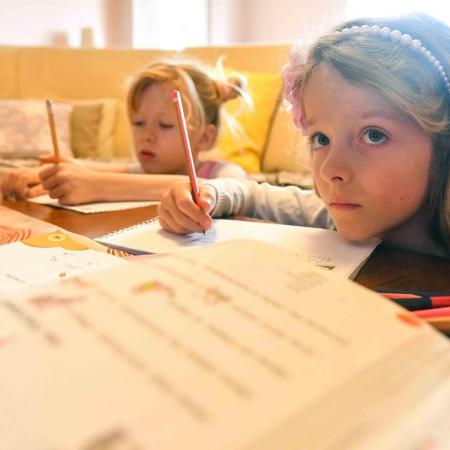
xmin=158 ymin=181 xmax=216 ymax=234
xmin=39 ymin=163 xmax=101 ymax=205
xmin=1 ymin=167 xmax=46 ymax=200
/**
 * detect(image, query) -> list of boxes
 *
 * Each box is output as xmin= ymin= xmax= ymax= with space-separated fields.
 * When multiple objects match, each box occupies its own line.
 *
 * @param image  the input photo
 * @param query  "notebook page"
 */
xmin=97 ymin=218 xmax=379 ymax=278
xmin=29 ymin=194 xmax=159 ymax=213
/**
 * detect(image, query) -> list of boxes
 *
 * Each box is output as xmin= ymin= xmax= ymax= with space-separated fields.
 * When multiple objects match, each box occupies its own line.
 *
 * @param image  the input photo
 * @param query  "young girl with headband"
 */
xmin=157 ymin=13 xmax=450 ymax=257
xmin=1 ymin=60 xmax=247 ymax=204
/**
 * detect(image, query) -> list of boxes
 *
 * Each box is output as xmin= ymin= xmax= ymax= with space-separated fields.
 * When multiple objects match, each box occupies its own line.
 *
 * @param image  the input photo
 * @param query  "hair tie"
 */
xmin=215 ymin=76 xmax=244 ymax=102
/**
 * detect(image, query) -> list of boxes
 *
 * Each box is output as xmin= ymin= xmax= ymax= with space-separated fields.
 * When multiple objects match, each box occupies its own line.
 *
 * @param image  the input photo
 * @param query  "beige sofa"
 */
xmin=0 ymin=44 xmax=311 ymax=185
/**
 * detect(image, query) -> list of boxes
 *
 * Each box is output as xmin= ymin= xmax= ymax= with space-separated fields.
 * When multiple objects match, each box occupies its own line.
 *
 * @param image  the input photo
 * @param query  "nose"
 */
xmin=142 ymin=125 xmax=156 ymax=143
xmin=316 ymin=140 xmax=353 ymax=184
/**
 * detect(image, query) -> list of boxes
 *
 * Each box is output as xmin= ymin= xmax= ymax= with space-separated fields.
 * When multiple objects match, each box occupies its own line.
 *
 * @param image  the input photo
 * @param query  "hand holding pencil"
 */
xmin=157 ymin=89 xmax=218 ymax=235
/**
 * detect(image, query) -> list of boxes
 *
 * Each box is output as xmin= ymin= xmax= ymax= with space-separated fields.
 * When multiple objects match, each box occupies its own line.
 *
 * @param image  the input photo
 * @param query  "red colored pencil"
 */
xmin=172 ymin=89 xmax=200 ymax=205
xmin=413 ymin=306 xmax=450 ymax=319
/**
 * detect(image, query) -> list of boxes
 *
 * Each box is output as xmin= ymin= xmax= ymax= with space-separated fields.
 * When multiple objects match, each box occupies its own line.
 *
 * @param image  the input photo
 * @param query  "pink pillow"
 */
xmin=0 ymin=100 xmax=73 ymax=158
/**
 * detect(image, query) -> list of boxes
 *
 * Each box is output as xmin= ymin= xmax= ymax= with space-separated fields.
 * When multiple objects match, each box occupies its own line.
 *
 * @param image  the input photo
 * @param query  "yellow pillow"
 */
xmin=69 ymin=99 xmax=118 ymax=160
xmin=214 ymin=72 xmax=283 ymax=173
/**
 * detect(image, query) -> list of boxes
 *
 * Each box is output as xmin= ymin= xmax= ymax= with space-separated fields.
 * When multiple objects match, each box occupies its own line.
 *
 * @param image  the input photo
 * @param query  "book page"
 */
xmin=0 ymin=240 xmax=448 ymax=450
xmin=29 ymin=194 xmax=159 ymax=213
xmin=97 ymin=218 xmax=379 ymax=278
xmin=0 ymin=230 xmax=127 ymax=294
xmin=0 ymin=205 xmax=56 ymax=244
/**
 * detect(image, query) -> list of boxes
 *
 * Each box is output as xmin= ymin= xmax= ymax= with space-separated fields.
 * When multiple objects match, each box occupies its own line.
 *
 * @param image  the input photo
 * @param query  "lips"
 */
xmin=329 ymin=200 xmax=361 ymax=209
xmin=140 ymin=150 xmax=156 ymax=159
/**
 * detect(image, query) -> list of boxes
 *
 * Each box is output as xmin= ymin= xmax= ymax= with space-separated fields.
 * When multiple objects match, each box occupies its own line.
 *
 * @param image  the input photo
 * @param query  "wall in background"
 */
xmin=209 ymin=0 xmax=346 ymax=44
xmin=0 ymin=0 xmax=346 ymax=48
xmin=0 ymin=0 xmax=106 ymax=47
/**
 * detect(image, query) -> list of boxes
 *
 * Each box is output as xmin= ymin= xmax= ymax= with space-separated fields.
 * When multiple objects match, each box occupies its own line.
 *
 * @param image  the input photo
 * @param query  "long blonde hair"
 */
xmin=284 ymin=13 xmax=450 ymax=252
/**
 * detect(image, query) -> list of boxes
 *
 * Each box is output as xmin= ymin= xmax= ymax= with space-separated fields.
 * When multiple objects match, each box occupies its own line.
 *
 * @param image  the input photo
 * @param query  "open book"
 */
xmin=0 ymin=240 xmax=449 ymax=449
xmin=0 ymin=230 xmax=127 ymax=294
xmin=96 ymin=217 xmax=379 ymax=279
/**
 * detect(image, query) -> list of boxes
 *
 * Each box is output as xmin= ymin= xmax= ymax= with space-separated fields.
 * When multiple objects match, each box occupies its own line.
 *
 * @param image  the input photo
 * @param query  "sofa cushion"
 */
xmin=210 ymin=72 xmax=283 ymax=173
xmin=261 ymin=104 xmax=312 ymax=177
xmin=70 ymin=99 xmax=118 ymax=160
xmin=0 ymin=99 xmax=72 ymax=158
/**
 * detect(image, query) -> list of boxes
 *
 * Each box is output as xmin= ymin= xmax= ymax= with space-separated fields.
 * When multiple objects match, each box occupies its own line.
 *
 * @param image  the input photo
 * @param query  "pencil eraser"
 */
xmin=172 ymin=90 xmax=179 ymax=102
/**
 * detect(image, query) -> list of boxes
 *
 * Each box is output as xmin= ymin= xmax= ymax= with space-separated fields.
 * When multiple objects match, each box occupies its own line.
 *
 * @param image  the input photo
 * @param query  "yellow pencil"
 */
xmin=45 ymin=99 xmax=60 ymax=163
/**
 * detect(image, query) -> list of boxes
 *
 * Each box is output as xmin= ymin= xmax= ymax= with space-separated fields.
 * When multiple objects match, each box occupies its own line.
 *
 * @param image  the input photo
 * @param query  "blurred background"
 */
xmin=0 ymin=0 xmax=449 ymax=49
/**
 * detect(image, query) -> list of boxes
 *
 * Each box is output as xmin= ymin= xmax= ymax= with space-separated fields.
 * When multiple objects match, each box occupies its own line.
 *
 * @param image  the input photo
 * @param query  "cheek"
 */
xmin=132 ymin=129 xmax=142 ymax=145
xmin=369 ymin=154 xmax=431 ymax=211
xmin=311 ymin=154 xmax=326 ymax=193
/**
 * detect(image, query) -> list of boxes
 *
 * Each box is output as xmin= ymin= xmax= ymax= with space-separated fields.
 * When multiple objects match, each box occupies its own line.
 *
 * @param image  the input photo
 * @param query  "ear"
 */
xmin=196 ymin=124 xmax=218 ymax=152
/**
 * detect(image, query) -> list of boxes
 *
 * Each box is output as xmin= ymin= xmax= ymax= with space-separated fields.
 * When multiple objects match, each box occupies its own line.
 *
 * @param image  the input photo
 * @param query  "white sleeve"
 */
xmin=213 ymin=163 xmax=248 ymax=179
xmin=205 ymin=178 xmax=334 ymax=229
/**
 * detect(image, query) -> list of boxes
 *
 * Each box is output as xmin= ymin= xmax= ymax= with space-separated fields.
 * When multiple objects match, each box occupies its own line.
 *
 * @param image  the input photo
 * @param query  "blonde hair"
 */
xmin=284 ymin=13 xmax=450 ymax=252
xmin=127 ymin=60 xmax=247 ymax=138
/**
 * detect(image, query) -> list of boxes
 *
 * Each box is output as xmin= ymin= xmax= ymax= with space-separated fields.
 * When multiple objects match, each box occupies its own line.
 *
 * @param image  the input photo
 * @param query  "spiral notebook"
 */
xmin=96 ymin=218 xmax=379 ymax=279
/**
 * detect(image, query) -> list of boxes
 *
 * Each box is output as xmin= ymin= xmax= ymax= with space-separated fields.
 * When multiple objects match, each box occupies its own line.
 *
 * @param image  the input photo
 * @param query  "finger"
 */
xmin=38 ymin=153 xmax=72 ymax=164
xmin=39 ymin=164 xmax=59 ymax=181
xmin=158 ymin=213 xmax=195 ymax=235
xmin=158 ymin=198 xmax=206 ymax=234
xmin=48 ymin=184 xmax=68 ymax=201
xmin=173 ymin=184 xmax=212 ymax=228
xmin=1 ymin=171 xmax=22 ymax=198
xmin=13 ymin=178 xmax=31 ymax=200
xmin=1 ymin=172 xmax=14 ymax=197
xmin=27 ymin=184 xmax=47 ymax=197
xmin=37 ymin=153 xmax=57 ymax=164
xmin=41 ymin=176 xmax=64 ymax=192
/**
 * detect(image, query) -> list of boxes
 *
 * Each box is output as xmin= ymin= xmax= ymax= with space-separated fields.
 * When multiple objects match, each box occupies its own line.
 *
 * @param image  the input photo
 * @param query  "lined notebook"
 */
xmin=29 ymin=194 xmax=159 ymax=214
xmin=96 ymin=218 xmax=379 ymax=279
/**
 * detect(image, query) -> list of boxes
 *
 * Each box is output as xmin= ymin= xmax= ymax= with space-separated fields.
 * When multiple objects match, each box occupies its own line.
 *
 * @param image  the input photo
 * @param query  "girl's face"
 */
xmin=131 ymin=83 xmax=206 ymax=175
xmin=303 ymin=64 xmax=433 ymax=241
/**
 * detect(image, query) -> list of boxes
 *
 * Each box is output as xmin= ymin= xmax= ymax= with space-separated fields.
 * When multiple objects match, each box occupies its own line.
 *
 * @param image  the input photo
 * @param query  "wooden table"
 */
xmin=2 ymin=199 xmax=450 ymax=291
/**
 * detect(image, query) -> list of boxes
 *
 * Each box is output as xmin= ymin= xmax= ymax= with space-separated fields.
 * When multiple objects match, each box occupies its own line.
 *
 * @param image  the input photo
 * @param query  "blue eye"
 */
xmin=362 ymin=128 xmax=388 ymax=145
xmin=310 ymin=133 xmax=330 ymax=150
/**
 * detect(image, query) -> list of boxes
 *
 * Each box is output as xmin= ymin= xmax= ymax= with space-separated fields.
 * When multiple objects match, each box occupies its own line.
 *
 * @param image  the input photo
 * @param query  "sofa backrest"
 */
xmin=0 ymin=45 xmax=309 ymax=174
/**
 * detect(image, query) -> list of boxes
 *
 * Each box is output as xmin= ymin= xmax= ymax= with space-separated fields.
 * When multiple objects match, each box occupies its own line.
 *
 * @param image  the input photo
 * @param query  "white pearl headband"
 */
xmin=337 ymin=25 xmax=450 ymax=94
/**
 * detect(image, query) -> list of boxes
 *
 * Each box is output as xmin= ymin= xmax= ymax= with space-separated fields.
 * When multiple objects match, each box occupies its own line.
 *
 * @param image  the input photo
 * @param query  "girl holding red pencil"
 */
xmin=157 ymin=13 xmax=450 ymax=258
xmin=1 ymin=60 xmax=248 ymax=204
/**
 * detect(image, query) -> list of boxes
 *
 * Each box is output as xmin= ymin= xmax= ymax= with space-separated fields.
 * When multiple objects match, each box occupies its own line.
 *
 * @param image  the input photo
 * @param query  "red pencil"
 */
xmin=413 ymin=306 xmax=450 ymax=319
xmin=172 ymin=89 xmax=200 ymax=205
xmin=172 ymin=89 xmax=205 ymax=235
xmin=376 ymin=290 xmax=450 ymax=310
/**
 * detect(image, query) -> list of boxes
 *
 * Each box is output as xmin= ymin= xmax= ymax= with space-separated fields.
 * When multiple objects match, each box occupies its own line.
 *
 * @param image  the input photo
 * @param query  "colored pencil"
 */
xmin=172 ymin=89 xmax=204 ymax=234
xmin=45 ymin=99 xmax=60 ymax=163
